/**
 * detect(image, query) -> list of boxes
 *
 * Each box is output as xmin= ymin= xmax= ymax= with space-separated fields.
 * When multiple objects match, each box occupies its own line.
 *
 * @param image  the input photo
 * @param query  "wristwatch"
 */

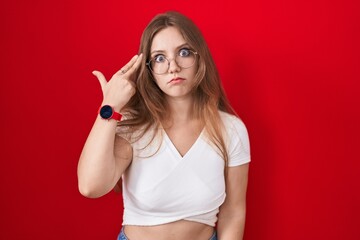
xmin=98 ymin=105 xmax=121 ymax=121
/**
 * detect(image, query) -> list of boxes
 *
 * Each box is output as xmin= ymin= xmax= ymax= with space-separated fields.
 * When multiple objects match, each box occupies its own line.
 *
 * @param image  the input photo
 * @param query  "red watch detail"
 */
xmin=110 ymin=111 xmax=121 ymax=121
xmin=98 ymin=105 xmax=122 ymax=121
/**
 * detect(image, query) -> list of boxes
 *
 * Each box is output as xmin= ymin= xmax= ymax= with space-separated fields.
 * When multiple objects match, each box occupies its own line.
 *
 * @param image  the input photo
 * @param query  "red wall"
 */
xmin=1 ymin=0 xmax=359 ymax=239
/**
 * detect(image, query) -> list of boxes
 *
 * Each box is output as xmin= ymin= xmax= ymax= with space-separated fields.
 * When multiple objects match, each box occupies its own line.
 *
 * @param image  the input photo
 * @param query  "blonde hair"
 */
xmin=120 ymin=11 xmax=236 ymax=167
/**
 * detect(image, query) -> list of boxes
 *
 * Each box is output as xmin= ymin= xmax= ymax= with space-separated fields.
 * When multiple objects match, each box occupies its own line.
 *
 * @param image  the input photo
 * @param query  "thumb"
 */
xmin=92 ymin=70 xmax=107 ymax=90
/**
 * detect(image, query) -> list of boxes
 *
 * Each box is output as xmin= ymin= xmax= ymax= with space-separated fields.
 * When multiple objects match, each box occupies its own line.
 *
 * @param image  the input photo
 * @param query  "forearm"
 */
xmin=77 ymin=116 xmax=120 ymax=198
xmin=217 ymin=210 xmax=246 ymax=240
xmin=78 ymin=56 xmax=141 ymax=197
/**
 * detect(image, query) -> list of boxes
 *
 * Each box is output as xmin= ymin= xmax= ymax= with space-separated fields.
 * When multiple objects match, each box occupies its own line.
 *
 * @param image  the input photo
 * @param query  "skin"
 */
xmin=78 ymin=26 xmax=249 ymax=240
xmin=150 ymin=27 xmax=196 ymax=101
xmin=78 ymin=55 xmax=142 ymax=198
xmin=149 ymin=27 xmax=203 ymax=155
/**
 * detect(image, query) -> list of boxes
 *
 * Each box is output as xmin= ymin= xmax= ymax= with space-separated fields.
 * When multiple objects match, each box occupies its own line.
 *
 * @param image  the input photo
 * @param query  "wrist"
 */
xmin=98 ymin=105 xmax=122 ymax=121
xmin=101 ymin=100 xmax=124 ymax=113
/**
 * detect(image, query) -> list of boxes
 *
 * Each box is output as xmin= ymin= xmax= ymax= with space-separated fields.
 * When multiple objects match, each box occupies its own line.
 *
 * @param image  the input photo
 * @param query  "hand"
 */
xmin=92 ymin=54 xmax=143 ymax=112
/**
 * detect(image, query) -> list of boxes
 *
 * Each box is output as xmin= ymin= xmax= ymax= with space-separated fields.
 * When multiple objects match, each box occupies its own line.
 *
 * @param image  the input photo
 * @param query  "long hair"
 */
xmin=120 ymin=11 xmax=235 ymax=167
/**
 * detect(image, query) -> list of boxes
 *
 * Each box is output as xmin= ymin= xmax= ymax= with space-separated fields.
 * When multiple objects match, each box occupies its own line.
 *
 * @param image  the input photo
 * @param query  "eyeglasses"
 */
xmin=146 ymin=48 xmax=198 ymax=75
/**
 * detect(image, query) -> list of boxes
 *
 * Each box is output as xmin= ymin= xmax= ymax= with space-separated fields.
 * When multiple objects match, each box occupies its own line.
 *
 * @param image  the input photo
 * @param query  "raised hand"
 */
xmin=92 ymin=54 xmax=143 ymax=112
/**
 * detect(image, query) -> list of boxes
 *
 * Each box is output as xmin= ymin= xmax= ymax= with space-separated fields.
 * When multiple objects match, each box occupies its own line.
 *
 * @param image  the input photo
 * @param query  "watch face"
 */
xmin=100 ymin=105 xmax=113 ymax=119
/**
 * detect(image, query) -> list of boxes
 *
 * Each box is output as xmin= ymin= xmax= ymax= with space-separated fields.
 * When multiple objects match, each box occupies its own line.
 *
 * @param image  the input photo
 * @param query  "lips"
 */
xmin=168 ymin=77 xmax=185 ymax=84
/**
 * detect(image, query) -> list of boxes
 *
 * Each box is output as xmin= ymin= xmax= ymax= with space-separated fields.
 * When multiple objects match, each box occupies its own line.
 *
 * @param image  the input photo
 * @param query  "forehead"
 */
xmin=151 ymin=27 xmax=187 ymax=52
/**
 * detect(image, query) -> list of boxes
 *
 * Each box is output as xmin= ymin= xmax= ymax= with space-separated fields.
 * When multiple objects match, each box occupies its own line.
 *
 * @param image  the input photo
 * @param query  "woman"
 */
xmin=78 ymin=11 xmax=250 ymax=240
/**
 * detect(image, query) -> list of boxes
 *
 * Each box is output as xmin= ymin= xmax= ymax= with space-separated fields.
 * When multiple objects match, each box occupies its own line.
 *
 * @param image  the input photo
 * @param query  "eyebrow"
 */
xmin=150 ymin=43 xmax=191 ymax=56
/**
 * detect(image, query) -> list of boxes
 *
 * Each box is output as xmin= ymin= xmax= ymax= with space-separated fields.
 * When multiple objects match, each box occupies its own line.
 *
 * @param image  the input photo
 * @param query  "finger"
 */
xmin=92 ymin=70 xmax=107 ymax=89
xmin=124 ymin=53 xmax=143 ymax=77
xmin=114 ymin=55 xmax=139 ymax=76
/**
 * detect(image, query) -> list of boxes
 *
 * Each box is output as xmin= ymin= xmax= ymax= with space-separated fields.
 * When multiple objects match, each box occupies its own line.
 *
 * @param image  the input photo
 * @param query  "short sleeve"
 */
xmin=225 ymin=115 xmax=251 ymax=167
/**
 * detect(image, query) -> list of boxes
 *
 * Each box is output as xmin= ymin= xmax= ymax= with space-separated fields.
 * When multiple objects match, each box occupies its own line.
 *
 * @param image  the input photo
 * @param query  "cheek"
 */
xmin=153 ymin=75 xmax=166 ymax=87
xmin=152 ymin=76 xmax=158 ymax=84
xmin=195 ymin=62 xmax=201 ymax=74
xmin=150 ymin=76 xmax=166 ymax=93
xmin=150 ymin=73 xmax=159 ymax=83
xmin=188 ymin=67 xmax=198 ymax=79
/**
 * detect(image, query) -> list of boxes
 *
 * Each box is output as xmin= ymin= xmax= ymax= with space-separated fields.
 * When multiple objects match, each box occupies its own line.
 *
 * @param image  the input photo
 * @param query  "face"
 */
xmin=149 ymin=27 xmax=197 ymax=100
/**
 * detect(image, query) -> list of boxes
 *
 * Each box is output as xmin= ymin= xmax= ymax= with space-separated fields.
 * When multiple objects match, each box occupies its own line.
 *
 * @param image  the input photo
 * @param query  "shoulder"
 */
xmin=218 ymin=111 xmax=248 ymax=134
xmin=218 ymin=110 xmax=250 ymax=151
xmin=219 ymin=111 xmax=251 ymax=166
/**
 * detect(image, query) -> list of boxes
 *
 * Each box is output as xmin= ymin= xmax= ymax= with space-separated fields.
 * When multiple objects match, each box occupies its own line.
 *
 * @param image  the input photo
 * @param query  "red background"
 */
xmin=1 ymin=0 xmax=359 ymax=239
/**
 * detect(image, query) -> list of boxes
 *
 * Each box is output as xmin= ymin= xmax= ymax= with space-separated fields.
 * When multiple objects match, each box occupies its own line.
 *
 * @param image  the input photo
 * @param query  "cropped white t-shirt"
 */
xmin=116 ymin=111 xmax=250 ymax=227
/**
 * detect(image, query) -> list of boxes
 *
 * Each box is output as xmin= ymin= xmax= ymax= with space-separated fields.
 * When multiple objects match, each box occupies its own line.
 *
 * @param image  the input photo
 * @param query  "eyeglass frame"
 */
xmin=146 ymin=50 xmax=199 ymax=75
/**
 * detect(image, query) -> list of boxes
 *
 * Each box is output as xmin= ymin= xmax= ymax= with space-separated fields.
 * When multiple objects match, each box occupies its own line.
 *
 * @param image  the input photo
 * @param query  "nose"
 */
xmin=168 ymin=58 xmax=181 ymax=73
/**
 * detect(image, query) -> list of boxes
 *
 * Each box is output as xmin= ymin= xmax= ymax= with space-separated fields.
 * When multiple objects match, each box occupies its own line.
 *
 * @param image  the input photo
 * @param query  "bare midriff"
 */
xmin=124 ymin=220 xmax=214 ymax=240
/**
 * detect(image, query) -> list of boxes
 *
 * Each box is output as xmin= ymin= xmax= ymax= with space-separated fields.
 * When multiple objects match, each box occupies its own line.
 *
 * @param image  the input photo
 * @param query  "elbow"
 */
xmin=218 ymin=204 xmax=247 ymax=222
xmin=78 ymin=180 xmax=106 ymax=199
xmin=77 ymin=165 xmax=109 ymax=198
xmin=78 ymin=183 xmax=97 ymax=199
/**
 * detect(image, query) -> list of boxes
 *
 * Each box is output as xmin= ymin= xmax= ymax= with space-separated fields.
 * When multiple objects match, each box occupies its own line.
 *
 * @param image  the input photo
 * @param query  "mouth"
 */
xmin=168 ymin=77 xmax=185 ymax=84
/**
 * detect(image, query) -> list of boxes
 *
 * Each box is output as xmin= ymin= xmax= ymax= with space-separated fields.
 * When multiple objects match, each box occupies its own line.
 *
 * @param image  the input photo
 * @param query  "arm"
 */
xmin=77 ymin=54 xmax=143 ymax=198
xmin=217 ymin=163 xmax=249 ymax=240
xmin=77 ymin=118 xmax=132 ymax=198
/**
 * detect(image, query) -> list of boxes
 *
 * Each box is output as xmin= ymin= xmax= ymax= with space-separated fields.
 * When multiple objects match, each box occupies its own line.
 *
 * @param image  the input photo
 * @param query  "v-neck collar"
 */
xmin=162 ymin=128 xmax=205 ymax=160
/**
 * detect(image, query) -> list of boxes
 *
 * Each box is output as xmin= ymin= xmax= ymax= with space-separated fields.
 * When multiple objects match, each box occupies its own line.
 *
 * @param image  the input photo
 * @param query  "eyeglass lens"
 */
xmin=149 ymin=51 xmax=197 ymax=74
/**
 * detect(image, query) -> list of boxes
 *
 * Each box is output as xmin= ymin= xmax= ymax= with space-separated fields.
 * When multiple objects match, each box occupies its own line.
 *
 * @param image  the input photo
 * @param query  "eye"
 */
xmin=179 ymin=48 xmax=191 ymax=57
xmin=153 ymin=54 xmax=166 ymax=63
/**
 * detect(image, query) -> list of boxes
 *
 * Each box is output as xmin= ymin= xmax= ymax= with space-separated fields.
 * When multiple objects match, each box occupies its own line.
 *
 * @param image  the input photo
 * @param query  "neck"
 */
xmin=165 ymin=95 xmax=195 ymax=123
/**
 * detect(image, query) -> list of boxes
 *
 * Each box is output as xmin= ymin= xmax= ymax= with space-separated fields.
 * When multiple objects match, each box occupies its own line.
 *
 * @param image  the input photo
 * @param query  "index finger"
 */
xmin=123 ymin=53 xmax=143 ymax=77
xmin=114 ymin=54 xmax=140 ymax=76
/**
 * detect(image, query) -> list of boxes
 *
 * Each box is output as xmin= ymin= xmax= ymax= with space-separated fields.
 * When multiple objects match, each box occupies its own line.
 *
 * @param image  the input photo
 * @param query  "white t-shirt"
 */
xmin=117 ymin=111 xmax=250 ymax=226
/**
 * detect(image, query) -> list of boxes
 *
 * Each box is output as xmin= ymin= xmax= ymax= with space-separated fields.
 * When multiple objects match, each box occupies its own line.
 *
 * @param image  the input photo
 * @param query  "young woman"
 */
xmin=78 ymin=11 xmax=250 ymax=240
